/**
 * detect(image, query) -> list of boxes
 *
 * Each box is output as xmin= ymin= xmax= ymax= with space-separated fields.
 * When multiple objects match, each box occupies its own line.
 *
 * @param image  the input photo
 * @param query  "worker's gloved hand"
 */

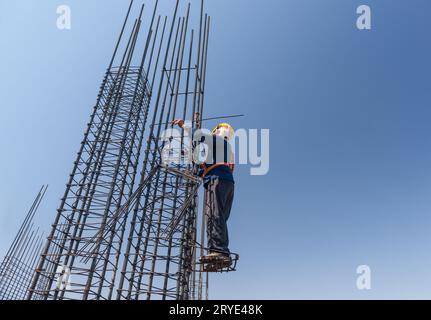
xmin=172 ymin=119 xmax=185 ymax=128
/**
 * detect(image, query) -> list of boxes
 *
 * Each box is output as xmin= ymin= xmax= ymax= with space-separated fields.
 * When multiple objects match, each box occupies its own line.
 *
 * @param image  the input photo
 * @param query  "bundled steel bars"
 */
xmin=0 ymin=185 xmax=47 ymax=300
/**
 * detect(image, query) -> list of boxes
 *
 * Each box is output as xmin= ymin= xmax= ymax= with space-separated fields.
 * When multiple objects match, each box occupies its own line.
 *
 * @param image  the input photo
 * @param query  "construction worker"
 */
xmin=172 ymin=117 xmax=235 ymax=268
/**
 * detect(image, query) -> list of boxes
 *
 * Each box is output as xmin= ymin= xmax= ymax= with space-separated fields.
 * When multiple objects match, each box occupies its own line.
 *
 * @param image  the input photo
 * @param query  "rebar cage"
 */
xmin=26 ymin=0 xmax=221 ymax=301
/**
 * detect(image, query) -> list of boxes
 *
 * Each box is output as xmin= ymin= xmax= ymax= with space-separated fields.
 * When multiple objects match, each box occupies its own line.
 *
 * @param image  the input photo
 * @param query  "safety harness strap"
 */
xmin=200 ymin=163 xmax=234 ymax=178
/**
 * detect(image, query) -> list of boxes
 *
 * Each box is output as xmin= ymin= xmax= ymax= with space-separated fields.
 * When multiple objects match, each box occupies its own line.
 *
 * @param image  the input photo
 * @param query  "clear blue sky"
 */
xmin=1 ymin=0 xmax=431 ymax=299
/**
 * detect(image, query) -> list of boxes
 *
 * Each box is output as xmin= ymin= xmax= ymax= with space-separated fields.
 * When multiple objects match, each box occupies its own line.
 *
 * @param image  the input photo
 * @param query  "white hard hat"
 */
xmin=212 ymin=123 xmax=234 ymax=140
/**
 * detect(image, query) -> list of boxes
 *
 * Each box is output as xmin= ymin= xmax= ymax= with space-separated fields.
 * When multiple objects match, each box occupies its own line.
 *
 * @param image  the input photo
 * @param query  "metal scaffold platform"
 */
xmin=0 ymin=186 xmax=47 ymax=300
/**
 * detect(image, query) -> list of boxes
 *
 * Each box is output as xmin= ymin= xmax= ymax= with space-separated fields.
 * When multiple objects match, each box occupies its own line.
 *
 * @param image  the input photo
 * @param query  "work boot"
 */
xmin=203 ymin=258 xmax=232 ymax=272
xmin=200 ymin=251 xmax=220 ymax=263
xmin=201 ymin=251 xmax=231 ymax=267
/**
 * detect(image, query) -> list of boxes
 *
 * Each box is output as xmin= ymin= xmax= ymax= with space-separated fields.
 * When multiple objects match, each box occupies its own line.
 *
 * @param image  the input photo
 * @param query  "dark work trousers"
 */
xmin=205 ymin=178 xmax=235 ymax=254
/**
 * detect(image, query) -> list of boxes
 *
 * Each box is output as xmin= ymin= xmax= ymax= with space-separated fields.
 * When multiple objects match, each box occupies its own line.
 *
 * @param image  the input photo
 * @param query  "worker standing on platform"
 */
xmin=173 ymin=116 xmax=235 ymax=268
